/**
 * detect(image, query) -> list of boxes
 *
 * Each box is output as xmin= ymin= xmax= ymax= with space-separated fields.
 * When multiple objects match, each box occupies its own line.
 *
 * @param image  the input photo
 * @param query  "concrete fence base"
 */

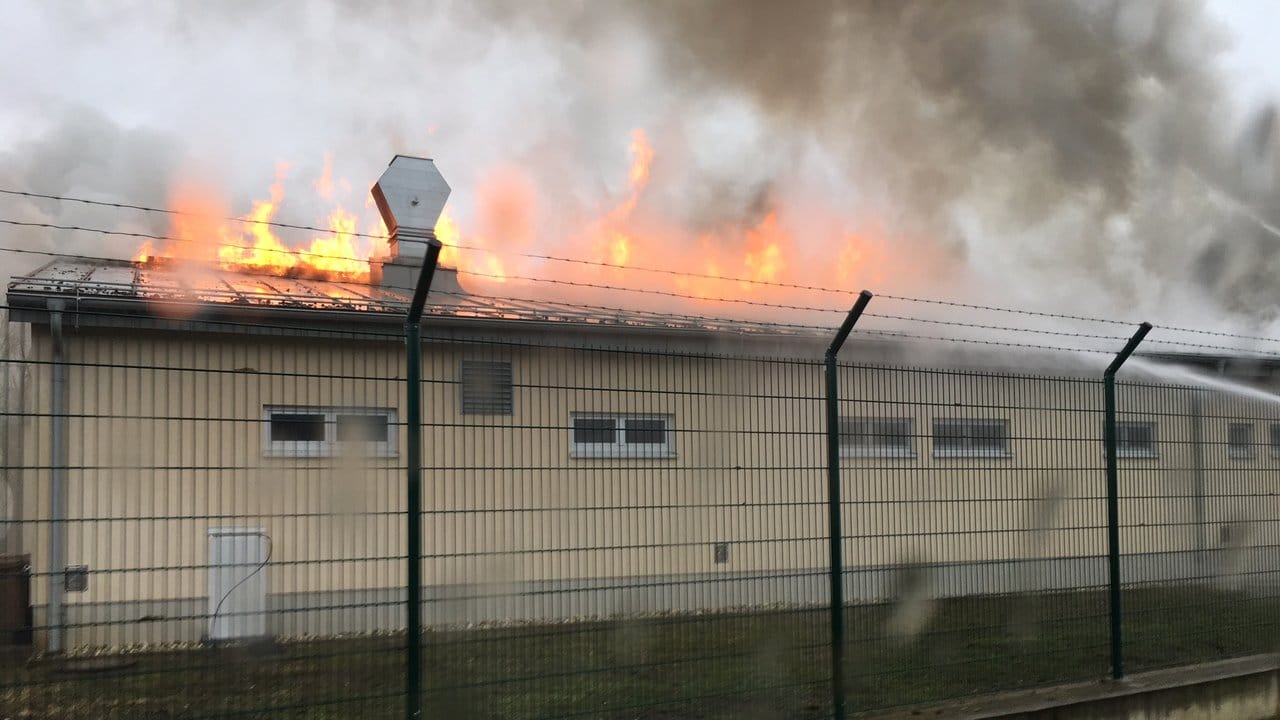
xmin=867 ymin=654 xmax=1280 ymax=720
xmin=28 ymin=548 xmax=1280 ymax=650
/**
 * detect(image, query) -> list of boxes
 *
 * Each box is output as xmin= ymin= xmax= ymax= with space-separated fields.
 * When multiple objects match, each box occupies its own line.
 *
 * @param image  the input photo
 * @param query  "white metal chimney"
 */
xmin=369 ymin=155 xmax=462 ymax=293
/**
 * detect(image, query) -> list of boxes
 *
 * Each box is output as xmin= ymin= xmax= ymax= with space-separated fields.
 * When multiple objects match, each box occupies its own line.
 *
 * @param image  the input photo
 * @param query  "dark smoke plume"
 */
xmin=479 ymin=0 xmax=1280 ymax=324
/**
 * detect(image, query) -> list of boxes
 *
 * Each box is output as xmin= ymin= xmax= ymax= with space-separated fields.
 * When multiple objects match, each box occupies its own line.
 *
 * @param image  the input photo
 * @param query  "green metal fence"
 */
xmin=2 ymin=298 xmax=1279 ymax=719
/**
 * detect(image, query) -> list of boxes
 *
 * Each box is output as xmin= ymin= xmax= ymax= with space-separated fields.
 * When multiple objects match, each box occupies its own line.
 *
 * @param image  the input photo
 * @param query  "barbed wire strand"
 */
xmin=5 ymin=210 xmax=1280 ymax=349
xmin=10 ymin=244 xmax=1280 ymax=361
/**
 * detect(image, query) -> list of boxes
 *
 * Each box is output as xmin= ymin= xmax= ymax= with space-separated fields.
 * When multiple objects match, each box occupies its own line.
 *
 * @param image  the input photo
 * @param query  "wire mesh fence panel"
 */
xmin=836 ymin=362 xmax=1111 ymax=712
xmin=1 ymin=308 xmax=409 ymax=719
xmin=5 ymin=298 xmax=1280 ymax=720
xmin=416 ymin=335 xmax=833 ymax=719
xmin=1116 ymin=377 xmax=1280 ymax=675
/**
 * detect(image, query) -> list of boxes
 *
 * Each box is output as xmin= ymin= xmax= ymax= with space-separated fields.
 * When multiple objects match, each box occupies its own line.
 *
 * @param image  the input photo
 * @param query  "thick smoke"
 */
xmin=0 ymin=108 xmax=182 ymax=276
xmin=482 ymin=0 xmax=1280 ymax=326
xmin=2 ymin=1 xmax=1280 ymax=330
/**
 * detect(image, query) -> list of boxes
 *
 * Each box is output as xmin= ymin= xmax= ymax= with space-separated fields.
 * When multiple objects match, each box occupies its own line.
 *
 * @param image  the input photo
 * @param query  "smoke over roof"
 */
xmin=2 ymin=1 xmax=1280 ymax=334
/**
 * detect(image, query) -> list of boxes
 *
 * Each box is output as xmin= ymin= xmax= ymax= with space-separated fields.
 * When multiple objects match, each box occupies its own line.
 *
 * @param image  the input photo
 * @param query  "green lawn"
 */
xmin=3 ymin=587 xmax=1277 ymax=719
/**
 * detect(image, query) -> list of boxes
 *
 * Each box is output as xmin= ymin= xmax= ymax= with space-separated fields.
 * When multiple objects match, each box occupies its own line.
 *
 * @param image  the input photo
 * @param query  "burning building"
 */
xmin=4 ymin=156 xmax=1280 ymax=651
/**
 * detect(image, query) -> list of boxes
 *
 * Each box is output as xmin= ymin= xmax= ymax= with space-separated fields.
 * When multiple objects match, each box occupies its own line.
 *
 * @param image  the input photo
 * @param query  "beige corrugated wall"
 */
xmin=16 ymin=322 xmax=1271 ymax=647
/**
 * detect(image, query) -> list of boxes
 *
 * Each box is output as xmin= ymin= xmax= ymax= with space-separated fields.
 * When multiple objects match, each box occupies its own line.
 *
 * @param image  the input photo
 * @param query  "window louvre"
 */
xmin=461 ymin=360 xmax=514 ymax=415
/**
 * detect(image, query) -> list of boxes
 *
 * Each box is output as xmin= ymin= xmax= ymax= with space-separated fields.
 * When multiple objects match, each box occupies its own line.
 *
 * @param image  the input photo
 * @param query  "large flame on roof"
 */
xmin=433 ymin=127 xmax=903 ymax=312
xmin=134 ymin=163 xmax=385 ymax=283
xmin=134 ymin=128 xmax=905 ymax=312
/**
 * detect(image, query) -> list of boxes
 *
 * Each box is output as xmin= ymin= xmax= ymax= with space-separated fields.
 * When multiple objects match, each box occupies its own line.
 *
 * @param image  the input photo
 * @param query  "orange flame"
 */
xmin=132 ymin=241 xmax=155 ymax=263
xmin=138 ymin=162 xmax=382 ymax=283
xmin=312 ymin=152 xmax=335 ymax=201
xmin=628 ymin=128 xmax=654 ymax=187
xmin=130 ymin=126 xmax=902 ymax=312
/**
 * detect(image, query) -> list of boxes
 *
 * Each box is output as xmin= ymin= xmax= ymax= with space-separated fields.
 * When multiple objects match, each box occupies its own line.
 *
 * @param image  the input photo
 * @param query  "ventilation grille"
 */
xmin=461 ymin=361 xmax=514 ymax=415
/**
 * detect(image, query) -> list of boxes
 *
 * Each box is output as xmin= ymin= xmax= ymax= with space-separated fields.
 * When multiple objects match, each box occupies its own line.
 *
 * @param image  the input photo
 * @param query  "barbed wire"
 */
xmin=0 ymin=217 xmax=386 ymax=268
xmin=451 ymin=267 xmax=847 ymax=314
xmin=10 ymin=243 xmax=1280 ymax=361
xmin=852 ymin=327 xmax=1116 ymax=356
xmin=0 ymin=244 xmax=840 ymax=333
xmin=0 ymin=187 xmax=388 ymax=240
xmin=5 ymin=208 xmax=1280 ymax=351
xmin=0 ymin=186 xmax=885 ymax=298
xmin=875 ymin=293 xmax=1280 ymax=347
xmin=862 ymin=310 xmax=1280 ymax=357
xmin=0 ymin=234 xmax=853 ymax=317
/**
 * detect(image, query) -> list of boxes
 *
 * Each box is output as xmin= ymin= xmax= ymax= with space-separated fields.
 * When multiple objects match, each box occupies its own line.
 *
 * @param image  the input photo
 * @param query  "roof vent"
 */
xmin=369 ymin=155 xmax=462 ymax=294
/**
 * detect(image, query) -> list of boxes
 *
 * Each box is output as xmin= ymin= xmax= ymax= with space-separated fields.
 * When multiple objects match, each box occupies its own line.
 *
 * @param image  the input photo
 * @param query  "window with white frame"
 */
xmin=1271 ymin=424 xmax=1280 ymax=458
xmin=263 ymin=406 xmax=397 ymax=458
xmin=1228 ymin=423 xmax=1255 ymax=460
xmin=1115 ymin=421 xmax=1157 ymax=458
xmin=570 ymin=413 xmax=675 ymax=458
xmin=932 ymin=418 xmax=1011 ymax=458
xmin=840 ymin=417 xmax=915 ymax=458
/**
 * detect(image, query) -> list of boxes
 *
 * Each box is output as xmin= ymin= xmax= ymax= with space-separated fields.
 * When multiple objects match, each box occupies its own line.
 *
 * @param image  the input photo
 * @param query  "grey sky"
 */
xmin=1212 ymin=0 xmax=1280 ymax=107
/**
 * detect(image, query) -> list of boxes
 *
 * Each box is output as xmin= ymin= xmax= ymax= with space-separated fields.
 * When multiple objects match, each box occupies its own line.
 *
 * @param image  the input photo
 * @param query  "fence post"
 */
xmin=825 ymin=290 xmax=873 ymax=720
xmin=405 ymin=241 xmax=442 ymax=720
xmin=1103 ymin=322 xmax=1152 ymax=681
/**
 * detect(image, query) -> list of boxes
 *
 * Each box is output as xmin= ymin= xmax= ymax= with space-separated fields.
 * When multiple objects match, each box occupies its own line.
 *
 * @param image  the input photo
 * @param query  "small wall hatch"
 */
xmin=207 ymin=528 xmax=269 ymax=641
xmin=714 ymin=542 xmax=729 ymax=564
xmin=63 ymin=565 xmax=88 ymax=593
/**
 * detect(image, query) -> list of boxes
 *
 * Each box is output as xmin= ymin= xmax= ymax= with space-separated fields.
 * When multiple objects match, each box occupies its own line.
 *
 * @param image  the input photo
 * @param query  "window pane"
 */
xmin=934 ymin=419 xmax=1009 ymax=456
xmin=1116 ymin=422 xmax=1155 ymax=456
xmin=1119 ymin=423 xmax=1151 ymax=447
xmin=840 ymin=418 xmax=874 ymax=448
xmin=1229 ymin=424 xmax=1254 ymax=457
xmin=880 ymin=420 xmax=911 ymax=450
xmin=1229 ymin=424 xmax=1251 ymax=445
xmin=1271 ymin=424 xmax=1280 ymax=450
xmin=625 ymin=419 xmax=667 ymax=444
xmin=573 ymin=418 xmax=616 ymax=444
xmin=932 ymin=420 xmax=965 ymax=451
xmin=843 ymin=418 xmax=910 ymax=452
xmin=838 ymin=418 xmax=861 ymax=447
xmin=337 ymin=414 xmax=388 ymax=442
xmin=970 ymin=421 xmax=1008 ymax=453
xmin=970 ymin=421 xmax=1006 ymax=440
xmin=270 ymin=414 xmax=325 ymax=442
